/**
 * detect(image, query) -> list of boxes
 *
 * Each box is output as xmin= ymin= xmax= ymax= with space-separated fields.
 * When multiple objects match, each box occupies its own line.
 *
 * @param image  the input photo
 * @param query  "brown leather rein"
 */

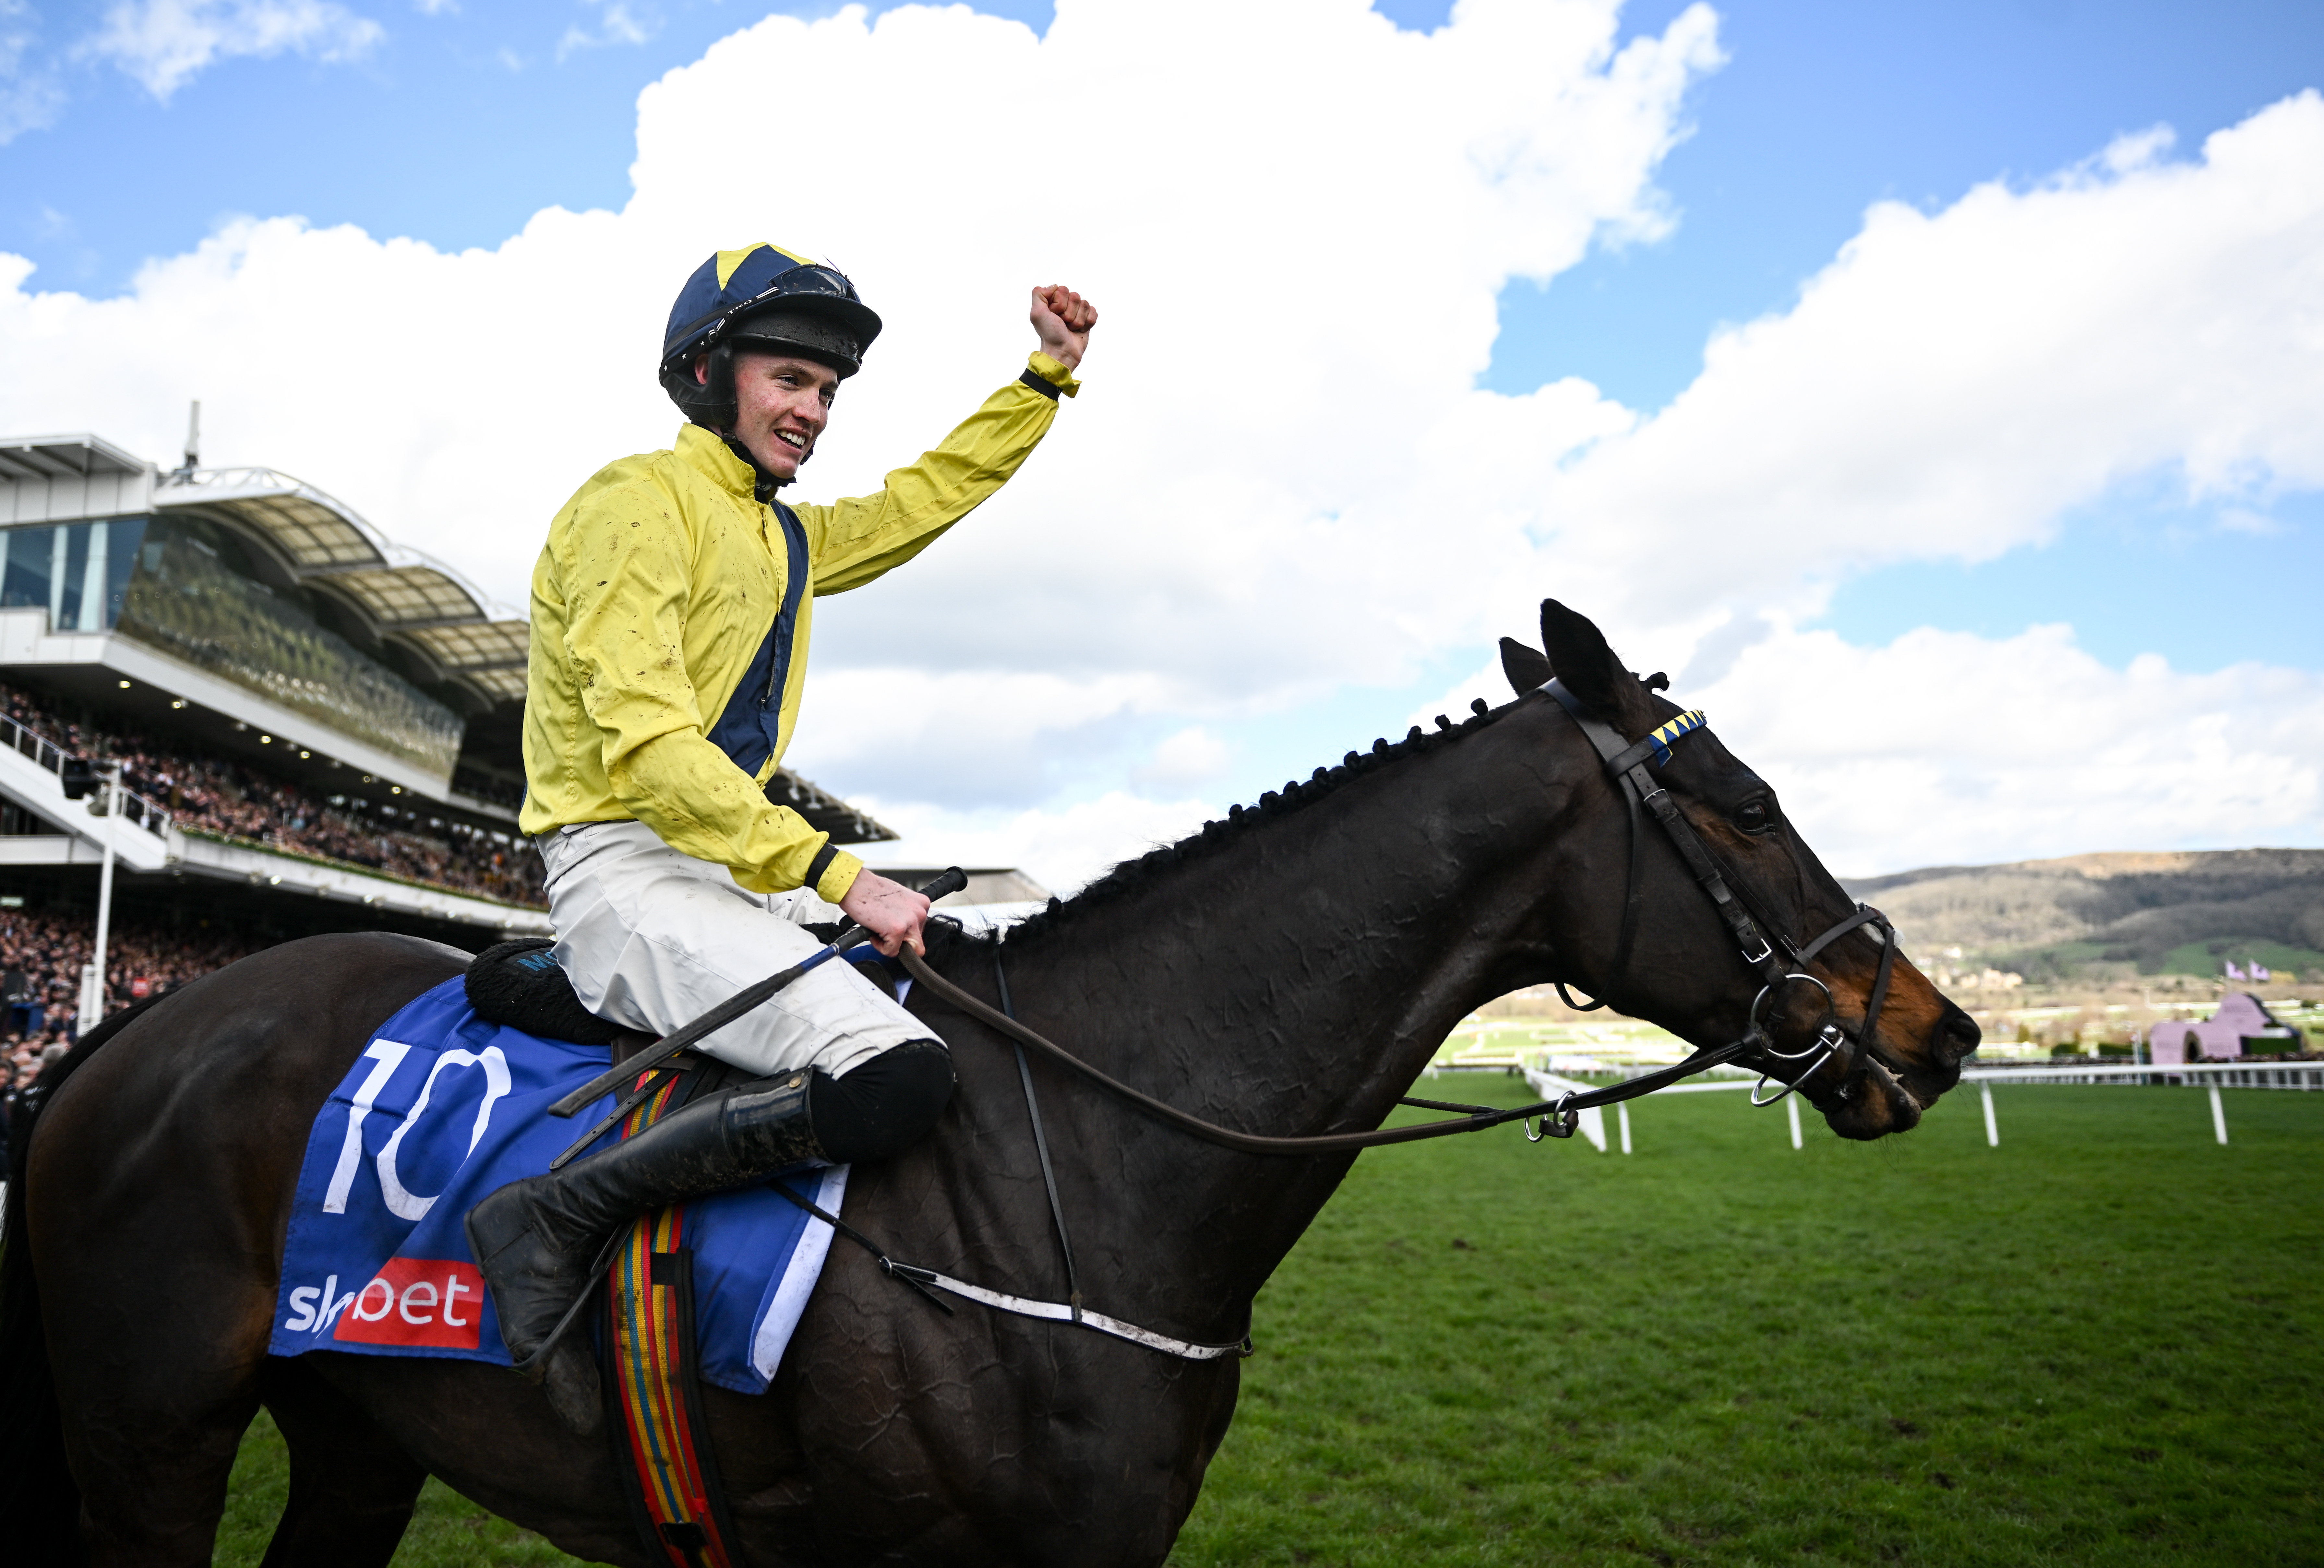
xmin=896 ymin=947 xmax=1747 ymax=1154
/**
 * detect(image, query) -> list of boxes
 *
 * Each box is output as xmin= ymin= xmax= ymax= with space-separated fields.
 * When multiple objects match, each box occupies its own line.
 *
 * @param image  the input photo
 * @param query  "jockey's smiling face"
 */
xmin=694 ymin=349 xmax=839 ymax=483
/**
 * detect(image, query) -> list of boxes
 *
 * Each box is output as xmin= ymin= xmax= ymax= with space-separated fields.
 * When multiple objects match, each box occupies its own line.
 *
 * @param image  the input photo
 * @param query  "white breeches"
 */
xmin=539 ymin=820 xmax=933 ymax=1079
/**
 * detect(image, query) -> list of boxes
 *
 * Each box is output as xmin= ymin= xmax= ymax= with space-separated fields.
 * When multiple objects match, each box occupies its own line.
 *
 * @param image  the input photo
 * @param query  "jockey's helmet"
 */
xmin=658 ymin=244 xmax=884 ymax=429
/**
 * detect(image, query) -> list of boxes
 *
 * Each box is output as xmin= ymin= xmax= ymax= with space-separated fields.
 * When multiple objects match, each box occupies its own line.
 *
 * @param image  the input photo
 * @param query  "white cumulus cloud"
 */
xmin=1682 ymin=624 xmax=2324 ymax=879
xmin=855 ymin=789 xmax=1217 ymax=897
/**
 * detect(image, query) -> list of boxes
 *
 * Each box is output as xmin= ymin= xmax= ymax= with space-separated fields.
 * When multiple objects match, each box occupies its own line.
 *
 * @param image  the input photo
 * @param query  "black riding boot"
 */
xmin=463 ymin=1072 xmax=825 ymax=1431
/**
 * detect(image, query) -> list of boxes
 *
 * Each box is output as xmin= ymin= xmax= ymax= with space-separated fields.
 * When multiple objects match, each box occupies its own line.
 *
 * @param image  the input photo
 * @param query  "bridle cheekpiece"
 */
xmin=1537 ymin=678 xmax=1903 ymax=1111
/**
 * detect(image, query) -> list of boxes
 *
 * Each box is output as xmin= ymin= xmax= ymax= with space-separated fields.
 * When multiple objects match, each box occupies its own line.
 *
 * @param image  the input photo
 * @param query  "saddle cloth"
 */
xmin=267 ymin=976 xmax=847 ymax=1395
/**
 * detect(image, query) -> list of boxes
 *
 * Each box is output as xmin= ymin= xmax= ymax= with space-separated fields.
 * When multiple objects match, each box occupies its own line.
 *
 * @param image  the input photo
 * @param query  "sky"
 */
xmin=2 ymin=0 xmax=2321 ymax=891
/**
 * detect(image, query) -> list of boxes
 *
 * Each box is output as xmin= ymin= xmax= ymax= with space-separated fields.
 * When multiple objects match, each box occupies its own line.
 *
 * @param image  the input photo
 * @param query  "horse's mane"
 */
xmin=938 ymin=695 xmax=1523 ymax=954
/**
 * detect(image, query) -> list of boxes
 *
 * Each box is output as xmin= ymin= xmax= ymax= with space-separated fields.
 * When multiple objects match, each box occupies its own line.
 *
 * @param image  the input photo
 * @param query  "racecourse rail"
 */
xmin=1511 ymin=1058 xmax=2324 ymax=1154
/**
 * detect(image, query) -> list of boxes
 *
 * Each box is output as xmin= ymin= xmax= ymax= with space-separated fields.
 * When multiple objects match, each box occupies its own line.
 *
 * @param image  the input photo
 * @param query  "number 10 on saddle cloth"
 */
xmin=267 ymin=975 xmax=849 ymax=1396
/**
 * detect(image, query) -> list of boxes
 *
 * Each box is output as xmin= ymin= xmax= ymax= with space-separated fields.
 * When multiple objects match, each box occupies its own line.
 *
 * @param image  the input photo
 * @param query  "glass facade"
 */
xmin=0 ymin=517 xmax=147 ymax=633
xmin=0 ymin=515 xmax=464 ymax=780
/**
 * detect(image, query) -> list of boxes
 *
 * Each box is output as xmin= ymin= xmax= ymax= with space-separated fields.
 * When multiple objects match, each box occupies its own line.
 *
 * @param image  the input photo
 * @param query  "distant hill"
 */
xmin=1841 ymin=849 xmax=2324 ymax=982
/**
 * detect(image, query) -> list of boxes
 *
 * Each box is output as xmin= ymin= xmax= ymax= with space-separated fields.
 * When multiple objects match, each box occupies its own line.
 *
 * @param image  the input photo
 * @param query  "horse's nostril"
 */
xmin=1937 ymin=1006 xmax=1981 ymax=1067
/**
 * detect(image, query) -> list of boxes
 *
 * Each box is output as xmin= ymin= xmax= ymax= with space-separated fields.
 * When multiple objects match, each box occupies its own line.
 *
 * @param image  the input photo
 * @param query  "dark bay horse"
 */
xmin=0 ymin=601 xmax=1977 ymax=1565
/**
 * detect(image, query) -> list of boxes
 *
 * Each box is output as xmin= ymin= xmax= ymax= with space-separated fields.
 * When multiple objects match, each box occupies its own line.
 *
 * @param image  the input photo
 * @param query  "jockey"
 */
xmin=467 ymin=243 xmax=1096 ymax=1413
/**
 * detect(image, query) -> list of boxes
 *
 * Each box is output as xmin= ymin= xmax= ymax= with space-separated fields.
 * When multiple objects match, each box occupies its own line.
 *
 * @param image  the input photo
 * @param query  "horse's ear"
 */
xmin=1499 ymin=636 xmax=1552 ymax=695
xmin=1539 ymin=600 xmax=1640 ymax=721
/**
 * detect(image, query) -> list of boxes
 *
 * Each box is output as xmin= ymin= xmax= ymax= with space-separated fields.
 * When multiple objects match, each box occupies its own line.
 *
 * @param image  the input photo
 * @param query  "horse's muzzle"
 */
xmin=1815 ymin=1001 xmax=1979 ymax=1140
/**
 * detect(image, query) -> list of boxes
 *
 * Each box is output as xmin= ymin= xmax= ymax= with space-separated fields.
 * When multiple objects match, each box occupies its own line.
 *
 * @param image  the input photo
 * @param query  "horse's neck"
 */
xmin=988 ymin=712 xmax=1576 ymax=1310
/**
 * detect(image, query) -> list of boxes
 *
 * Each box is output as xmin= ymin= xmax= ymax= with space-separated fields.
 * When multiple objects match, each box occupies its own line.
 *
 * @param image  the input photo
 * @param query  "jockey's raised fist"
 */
xmin=1031 ymin=285 xmax=1098 ymax=371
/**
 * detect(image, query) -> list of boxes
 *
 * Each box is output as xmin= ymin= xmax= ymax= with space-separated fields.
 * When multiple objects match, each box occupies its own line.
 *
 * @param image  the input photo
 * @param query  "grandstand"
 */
xmin=0 ymin=425 xmax=924 ymax=1058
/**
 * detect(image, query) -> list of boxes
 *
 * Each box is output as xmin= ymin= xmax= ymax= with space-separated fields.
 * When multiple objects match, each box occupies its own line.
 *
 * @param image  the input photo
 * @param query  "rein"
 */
xmin=896 ymin=949 xmax=1749 ymax=1150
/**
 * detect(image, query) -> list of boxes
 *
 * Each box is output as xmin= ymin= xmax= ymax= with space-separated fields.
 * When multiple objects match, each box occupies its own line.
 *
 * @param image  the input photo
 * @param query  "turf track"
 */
xmin=214 ymin=1078 xmax=2324 ymax=1565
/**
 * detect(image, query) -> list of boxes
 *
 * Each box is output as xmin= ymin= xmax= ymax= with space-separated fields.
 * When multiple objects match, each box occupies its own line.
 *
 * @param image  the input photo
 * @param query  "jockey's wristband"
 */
xmin=804 ymin=842 xmax=838 ymax=893
xmin=1019 ymin=368 xmax=1064 ymax=401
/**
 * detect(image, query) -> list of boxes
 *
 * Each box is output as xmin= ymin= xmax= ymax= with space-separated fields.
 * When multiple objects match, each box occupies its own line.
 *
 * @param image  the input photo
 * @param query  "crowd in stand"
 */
xmin=0 ymin=682 xmax=544 ymax=907
xmin=454 ymin=767 xmax=526 ymax=810
xmin=0 ymin=907 xmax=266 ymax=1093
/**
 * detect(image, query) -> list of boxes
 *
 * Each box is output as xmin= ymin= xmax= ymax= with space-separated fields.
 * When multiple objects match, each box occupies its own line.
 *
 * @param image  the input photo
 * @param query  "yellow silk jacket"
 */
xmin=520 ymin=352 xmax=1079 ymax=902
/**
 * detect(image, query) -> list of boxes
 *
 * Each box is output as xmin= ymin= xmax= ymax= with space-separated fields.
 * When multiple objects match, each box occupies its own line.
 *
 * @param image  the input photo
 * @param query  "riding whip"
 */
xmin=547 ymin=866 xmax=968 ymax=1119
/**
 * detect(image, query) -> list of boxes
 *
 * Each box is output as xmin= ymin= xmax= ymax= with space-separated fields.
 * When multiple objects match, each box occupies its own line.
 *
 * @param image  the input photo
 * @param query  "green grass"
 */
xmin=218 ymin=1410 xmax=575 ymax=1565
xmin=1167 ymin=1078 xmax=2324 ymax=1566
xmin=1997 ymin=934 xmax=2324 ymax=981
xmin=216 ymin=1080 xmax=2324 ymax=1565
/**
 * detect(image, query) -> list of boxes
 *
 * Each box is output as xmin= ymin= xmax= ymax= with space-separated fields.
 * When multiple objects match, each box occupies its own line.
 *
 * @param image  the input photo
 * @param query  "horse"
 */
xmin=0 ymin=601 xmax=1977 ymax=1566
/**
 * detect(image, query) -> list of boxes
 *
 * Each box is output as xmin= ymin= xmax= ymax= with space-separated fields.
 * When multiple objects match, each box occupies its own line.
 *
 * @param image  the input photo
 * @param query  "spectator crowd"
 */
xmin=0 ymin=682 xmax=544 ymax=907
xmin=1 ymin=905 xmax=266 ymax=1090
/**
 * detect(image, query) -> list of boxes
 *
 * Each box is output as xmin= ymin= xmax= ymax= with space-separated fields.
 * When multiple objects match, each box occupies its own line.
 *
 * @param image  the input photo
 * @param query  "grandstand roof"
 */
xmin=770 ymin=768 xmax=899 ymax=846
xmin=0 ymin=433 xmax=147 ymax=482
xmin=0 ymin=434 xmax=154 ymax=526
xmin=152 ymin=466 xmax=529 ymax=713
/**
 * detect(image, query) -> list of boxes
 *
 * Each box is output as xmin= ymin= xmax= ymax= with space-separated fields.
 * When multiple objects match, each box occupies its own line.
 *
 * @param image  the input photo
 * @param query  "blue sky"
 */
xmin=3 ymin=0 xmax=2320 ymax=874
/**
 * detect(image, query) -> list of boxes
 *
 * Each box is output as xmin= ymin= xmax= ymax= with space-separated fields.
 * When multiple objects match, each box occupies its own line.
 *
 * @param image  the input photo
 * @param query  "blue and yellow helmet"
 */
xmin=658 ymin=243 xmax=883 ymax=427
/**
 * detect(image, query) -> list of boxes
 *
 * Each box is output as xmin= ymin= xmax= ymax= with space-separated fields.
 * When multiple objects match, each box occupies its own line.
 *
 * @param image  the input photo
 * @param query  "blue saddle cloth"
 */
xmin=267 ymin=977 xmax=845 ymax=1395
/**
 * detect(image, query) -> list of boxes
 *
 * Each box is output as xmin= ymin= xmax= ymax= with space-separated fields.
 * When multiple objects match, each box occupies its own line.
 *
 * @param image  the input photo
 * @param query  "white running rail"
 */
xmin=1566 ymin=1057 xmax=2320 ymax=1153
xmin=1958 ymin=1061 xmax=2324 ymax=1089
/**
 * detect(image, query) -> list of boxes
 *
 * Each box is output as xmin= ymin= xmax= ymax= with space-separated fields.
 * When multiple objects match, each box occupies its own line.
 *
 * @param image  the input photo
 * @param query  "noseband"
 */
xmin=1538 ymin=678 xmax=1901 ymax=1108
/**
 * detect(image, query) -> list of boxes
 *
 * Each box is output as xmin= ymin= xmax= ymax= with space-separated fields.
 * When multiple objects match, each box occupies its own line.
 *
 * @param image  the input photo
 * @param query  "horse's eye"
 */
xmin=1734 ymin=800 xmax=1773 ymax=834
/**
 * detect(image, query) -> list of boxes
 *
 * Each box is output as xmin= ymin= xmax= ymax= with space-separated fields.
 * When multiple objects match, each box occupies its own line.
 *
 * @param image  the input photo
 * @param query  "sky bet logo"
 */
xmin=283 ymin=1257 xmax=486 ymax=1350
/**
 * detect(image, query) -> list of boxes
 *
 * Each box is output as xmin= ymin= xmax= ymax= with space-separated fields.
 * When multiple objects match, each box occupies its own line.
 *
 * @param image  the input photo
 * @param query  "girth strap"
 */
xmin=769 ymin=1182 xmax=1249 ymax=1363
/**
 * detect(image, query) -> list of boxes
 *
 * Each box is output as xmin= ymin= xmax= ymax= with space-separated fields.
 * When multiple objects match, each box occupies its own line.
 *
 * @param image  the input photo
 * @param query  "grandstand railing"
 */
xmin=0 ymin=710 xmax=174 ymax=837
xmin=174 ymin=824 xmax=548 ymax=913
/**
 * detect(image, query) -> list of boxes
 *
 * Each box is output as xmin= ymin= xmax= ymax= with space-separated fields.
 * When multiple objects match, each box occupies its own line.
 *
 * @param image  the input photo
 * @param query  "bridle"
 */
xmin=1536 ymin=678 xmax=1903 ymax=1110
xmin=815 ymin=676 xmax=1913 ymax=1360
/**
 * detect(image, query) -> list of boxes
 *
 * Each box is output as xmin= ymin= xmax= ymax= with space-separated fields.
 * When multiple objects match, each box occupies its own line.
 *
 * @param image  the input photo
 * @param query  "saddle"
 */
xmin=466 ymin=935 xmax=903 ymax=1046
xmin=465 ymin=939 xmax=623 ymax=1046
